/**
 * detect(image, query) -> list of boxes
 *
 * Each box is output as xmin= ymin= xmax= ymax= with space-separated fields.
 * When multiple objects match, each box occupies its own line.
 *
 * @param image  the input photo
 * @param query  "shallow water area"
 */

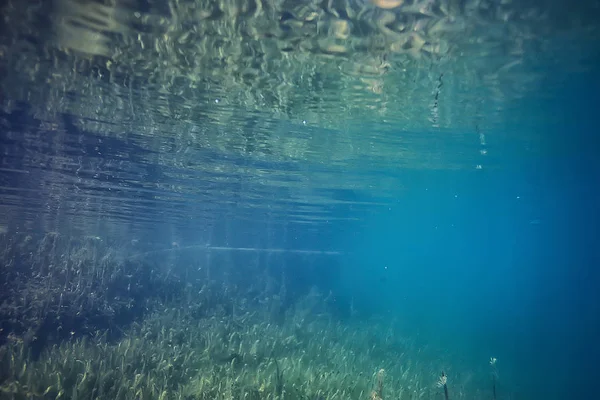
xmin=1 ymin=1 xmax=599 ymax=399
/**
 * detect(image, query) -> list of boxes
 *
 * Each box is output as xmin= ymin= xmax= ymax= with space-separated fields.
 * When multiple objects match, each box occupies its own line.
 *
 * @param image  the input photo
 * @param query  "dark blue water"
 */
xmin=330 ymin=63 xmax=600 ymax=399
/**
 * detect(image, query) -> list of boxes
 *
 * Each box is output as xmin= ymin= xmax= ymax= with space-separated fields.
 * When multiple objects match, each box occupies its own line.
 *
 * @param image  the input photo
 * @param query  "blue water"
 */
xmin=1 ymin=3 xmax=599 ymax=400
xmin=332 ymin=66 xmax=600 ymax=398
xmin=1 ymin=67 xmax=598 ymax=400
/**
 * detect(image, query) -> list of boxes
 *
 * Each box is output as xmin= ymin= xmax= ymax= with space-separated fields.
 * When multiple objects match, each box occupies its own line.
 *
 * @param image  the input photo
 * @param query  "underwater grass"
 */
xmin=0 ymin=233 xmax=498 ymax=400
xmin=0 ymin=233 xmax=184 ymax=353
xmin=0 ymin=300 xmax=491 ymax=400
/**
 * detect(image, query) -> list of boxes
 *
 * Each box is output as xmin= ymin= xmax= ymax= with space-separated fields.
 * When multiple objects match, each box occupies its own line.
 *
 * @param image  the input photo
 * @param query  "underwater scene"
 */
xmin=0 ymin=0 xmax=599 ymax=399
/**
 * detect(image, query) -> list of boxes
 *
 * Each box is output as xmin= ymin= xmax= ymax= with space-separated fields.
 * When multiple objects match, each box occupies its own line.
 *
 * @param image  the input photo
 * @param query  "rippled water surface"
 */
xmin=0 ymin=0 xmax=598 ymax=239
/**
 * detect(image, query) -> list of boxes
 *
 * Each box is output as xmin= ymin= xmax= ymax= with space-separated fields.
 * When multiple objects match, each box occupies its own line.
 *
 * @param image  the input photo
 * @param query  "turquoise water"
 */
xmin=0 ymin=1 xmax=599 ymax=399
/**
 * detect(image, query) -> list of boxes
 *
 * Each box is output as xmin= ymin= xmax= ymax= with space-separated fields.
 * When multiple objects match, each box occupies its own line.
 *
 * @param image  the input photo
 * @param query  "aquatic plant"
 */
xmin=489 ymin=357 xmax=498 ymax=400
xmin=0 ymin=290 xmax=490 ymax=400
xmin=0 ymin=233 xmax=508 ymax=399
xmin=0 ymin=232 xmax=185 ymax=354
xmin=437 ymin=371 xmax=449 ymax=400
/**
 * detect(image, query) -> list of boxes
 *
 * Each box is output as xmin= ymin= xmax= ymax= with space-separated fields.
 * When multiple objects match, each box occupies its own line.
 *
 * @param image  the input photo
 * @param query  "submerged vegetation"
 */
xmin=0 ymin=233 xmax=183 ymax=356
xmin=0 ymin=2 xmax=593 ymax=400
xmin=0 ymin=232 xmax=500 ymax=400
